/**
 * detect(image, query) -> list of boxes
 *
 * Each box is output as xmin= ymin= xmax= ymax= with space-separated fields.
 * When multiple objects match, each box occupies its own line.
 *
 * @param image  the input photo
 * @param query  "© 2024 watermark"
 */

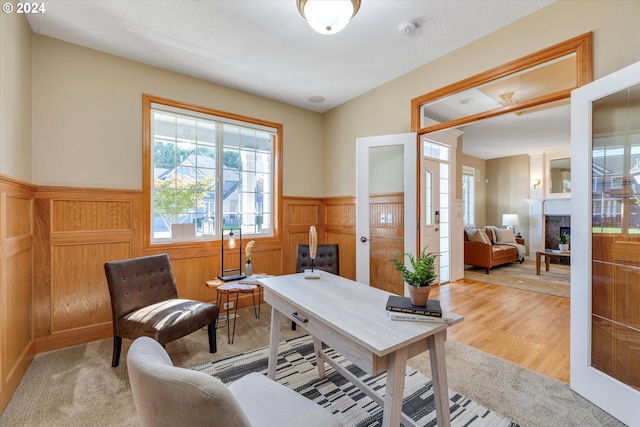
xmin=3 ymin=2 xmax=46 ymax=14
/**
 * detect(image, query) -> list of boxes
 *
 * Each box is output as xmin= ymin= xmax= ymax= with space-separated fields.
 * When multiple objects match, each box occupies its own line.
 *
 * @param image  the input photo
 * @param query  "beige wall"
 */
xmin=460 ymin=153 xmax=487 ymax=228
xmin=31 ymin=36 xmax=325 ymax=196
xmin=0 ymin=8 xmax=32 ymax=181
xmin=322 ymin=0 xmax=640 ymax=197
xmin=16 ymin=1 xmax=640 ymax=198
xmin=486 ymin=155 xmax=530 ymax=249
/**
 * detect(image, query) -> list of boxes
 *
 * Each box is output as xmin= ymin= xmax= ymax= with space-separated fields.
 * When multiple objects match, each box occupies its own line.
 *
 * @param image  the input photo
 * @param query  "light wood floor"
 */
xmin=430 ymin=278 xmax=571 ymax=383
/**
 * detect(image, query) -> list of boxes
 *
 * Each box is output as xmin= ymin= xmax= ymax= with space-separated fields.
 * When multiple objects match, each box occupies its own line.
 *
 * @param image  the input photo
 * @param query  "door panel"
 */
xmin=356 ymin=133 xmax=417 ymax=295
xmin=571 ymin=61 xmax=640 ymax=426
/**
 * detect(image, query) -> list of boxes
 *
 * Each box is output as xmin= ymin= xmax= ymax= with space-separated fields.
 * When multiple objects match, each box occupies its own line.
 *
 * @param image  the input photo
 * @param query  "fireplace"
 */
xmin=545 ymin=216 xmax=571 ymax=264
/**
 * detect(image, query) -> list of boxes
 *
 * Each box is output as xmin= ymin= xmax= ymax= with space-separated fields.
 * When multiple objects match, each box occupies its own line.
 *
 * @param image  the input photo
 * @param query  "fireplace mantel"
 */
xmin=526 ymin=197 xmax=571 ymax=255
xmin=542 ymin=198 xmax=571 ymax=216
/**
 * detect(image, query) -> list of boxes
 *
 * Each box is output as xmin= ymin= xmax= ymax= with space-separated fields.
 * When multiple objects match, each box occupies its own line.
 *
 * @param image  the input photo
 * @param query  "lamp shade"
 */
xmin=502 ymin=214 xmax=519 ymax=227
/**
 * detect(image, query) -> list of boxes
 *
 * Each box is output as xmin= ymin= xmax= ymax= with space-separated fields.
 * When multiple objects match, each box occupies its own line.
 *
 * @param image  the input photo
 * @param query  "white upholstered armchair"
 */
xmin=126 ymin=336 xmax=342 ymax=427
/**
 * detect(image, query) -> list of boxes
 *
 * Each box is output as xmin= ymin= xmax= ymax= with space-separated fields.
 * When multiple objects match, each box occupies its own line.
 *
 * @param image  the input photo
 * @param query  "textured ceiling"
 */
xmin=26 ymin=0 xmax=563 ymax=159
xmin=27 ymin=0 xmax=554 ymax=113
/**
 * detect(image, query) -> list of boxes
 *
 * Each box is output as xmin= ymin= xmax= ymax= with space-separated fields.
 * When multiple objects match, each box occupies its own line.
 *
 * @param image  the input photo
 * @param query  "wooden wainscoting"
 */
xmin=30 ymin=191 xmax=359 ymax=354
xmin=0 ymin=175 xmax=36 ymax=413
xmin=369 ymin=193 xmax=404 ymax=295
xmin=0 ymin=181 xmax=385 ymax=412
xmin=34 ymin=187 xmax=143 ymax=352
xmin=283 ymin=197 xmax=323 ymax=274
xmin=323 ymin=196 xmax=356 ymax=280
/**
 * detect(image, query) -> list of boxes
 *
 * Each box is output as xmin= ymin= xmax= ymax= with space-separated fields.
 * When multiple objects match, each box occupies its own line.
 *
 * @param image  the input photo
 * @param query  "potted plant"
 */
xmin=388 ymin=247 xmax=439 ymax=306
xmin=559 ymin=232 xmax=569 ymax=252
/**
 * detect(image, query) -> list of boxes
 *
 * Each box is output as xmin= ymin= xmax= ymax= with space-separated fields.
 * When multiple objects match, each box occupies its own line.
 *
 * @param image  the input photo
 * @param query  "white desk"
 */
xmin=259 ymin=273 xmax=463 ymax=427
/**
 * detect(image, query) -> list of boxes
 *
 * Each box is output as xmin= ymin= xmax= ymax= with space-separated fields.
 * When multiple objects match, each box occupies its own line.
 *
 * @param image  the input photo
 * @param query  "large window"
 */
xmin=143 ymin=95 xmax=281 ymax=243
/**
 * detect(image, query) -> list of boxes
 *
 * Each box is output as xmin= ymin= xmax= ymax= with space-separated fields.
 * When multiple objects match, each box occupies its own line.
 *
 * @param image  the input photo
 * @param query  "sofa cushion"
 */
xmin=466 ymin=228 xmax=491 ymax=244
xmin=492 ymin=244 xmax=518 ymax=260
xmin=495 ymin=228 xmax=517 ymax=244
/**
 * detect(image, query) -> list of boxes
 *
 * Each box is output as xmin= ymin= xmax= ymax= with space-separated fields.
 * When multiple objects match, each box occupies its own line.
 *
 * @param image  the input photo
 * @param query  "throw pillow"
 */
xmin=495 ymin=228 xmax=517 ymax=244
xmin=467 ymin=228 xmax=491 ymax=244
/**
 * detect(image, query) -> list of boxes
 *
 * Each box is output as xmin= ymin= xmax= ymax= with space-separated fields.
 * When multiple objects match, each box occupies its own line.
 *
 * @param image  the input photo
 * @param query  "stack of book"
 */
xmin=385 ymin=295 xmax=454 ymax=323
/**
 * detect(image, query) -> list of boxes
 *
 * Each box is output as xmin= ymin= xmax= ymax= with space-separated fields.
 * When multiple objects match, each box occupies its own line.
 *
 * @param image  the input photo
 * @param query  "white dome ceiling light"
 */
xmin=297 ymin=0 xmax=361 ymax=35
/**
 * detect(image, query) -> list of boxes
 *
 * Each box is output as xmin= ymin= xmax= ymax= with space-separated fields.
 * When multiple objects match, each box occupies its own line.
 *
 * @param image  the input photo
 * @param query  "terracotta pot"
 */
xmin=409 ymin=285 xmax=431 ymax=307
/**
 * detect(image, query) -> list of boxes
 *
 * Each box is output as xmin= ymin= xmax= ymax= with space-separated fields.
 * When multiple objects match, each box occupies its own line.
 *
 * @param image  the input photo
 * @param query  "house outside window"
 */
xmin=144 ymin=96 xmax=280 ymax=243
xmin=462 ymin=166 xmax=475 ymax=227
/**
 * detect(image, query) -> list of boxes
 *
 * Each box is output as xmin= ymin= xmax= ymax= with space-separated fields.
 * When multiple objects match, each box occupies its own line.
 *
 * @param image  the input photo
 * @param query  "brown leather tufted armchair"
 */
xmin=292 ymin=244 xmax=339 ymax=330
xmin=104 ymin=253 xmax=219 ymax=367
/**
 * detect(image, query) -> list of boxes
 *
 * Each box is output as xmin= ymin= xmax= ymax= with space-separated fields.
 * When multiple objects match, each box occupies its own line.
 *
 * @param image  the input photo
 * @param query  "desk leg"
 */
xmin=267 ymin=306 xmax=281 ymax=380
xmin=312 ymin=337 xmax=326 ymax=378
xmin=382 ymin=346 xmax=408 ymax=427
xmin=428 ymin=331 xmax=451 ymax=427
xmin=546 ymin=255 xmax=551 ymax=271
xmin=536 ymin=251 xmax=541 ymax=275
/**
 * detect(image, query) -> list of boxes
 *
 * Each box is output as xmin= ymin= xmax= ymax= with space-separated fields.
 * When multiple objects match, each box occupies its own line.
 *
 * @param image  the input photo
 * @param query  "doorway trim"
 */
xmin=410 ymin=32 xmax=593 ymax=135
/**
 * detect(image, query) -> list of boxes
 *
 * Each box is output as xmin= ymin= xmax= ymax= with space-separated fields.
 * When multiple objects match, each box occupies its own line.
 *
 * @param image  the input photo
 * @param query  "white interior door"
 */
xmin=571 ymin=61 xmax=640 ymax=426
xmin=356 ymin=133 xmax=416 ymax=295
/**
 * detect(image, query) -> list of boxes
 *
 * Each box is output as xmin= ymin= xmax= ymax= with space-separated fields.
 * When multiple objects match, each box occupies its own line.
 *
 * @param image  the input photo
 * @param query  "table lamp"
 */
xmin=502 ymin=214 xmax=519 ymax=234
xmin=218 ymin=228 xmax=246 ymax=282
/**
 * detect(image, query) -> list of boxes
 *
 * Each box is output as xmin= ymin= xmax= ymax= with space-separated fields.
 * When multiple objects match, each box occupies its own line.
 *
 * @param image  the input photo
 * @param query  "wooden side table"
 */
xmin=206 ymin=278 xmax=265 ymax=344
xmin=215 ymin=283 xmax=258 ymax=344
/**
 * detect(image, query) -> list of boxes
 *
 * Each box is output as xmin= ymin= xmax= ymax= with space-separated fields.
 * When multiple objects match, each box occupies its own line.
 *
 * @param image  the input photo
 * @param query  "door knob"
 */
xmin=360 ymin=236 xmax=370 ymax=243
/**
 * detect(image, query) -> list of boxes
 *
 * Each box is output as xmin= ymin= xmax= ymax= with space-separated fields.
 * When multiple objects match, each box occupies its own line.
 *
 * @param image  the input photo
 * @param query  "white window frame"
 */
xmin=462 ymin=165 xmax=476 ymax=227
xmin=143 ymin=95 xmax=281 ymax=244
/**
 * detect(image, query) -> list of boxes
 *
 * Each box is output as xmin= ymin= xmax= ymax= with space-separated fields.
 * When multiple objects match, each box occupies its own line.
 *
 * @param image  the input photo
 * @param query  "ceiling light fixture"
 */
xmin=498 ymin=91 xmax=517 ymax=106
xmin=297 ymin=0 xmax=361 ymax=35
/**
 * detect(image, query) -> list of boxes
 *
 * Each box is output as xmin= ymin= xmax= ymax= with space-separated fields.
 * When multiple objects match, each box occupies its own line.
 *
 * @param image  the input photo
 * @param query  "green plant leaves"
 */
xmin=388 ymin=247 xmax=439 ymax=288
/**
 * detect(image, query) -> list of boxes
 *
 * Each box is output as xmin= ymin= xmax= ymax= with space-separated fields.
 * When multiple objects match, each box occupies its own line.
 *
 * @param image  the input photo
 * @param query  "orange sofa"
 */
xmin=464 ymin=227 xmax=522 ymax=274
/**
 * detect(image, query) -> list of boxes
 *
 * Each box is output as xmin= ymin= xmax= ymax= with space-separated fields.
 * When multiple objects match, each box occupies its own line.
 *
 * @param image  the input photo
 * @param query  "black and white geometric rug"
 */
xmin=192 ymin=335 xmax=519 ymax=427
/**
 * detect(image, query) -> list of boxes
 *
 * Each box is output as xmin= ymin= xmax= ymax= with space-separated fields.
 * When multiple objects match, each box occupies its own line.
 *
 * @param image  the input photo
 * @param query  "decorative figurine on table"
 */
xmin=244 ymin=240 xmax=255 ymax=277
xmin=304 ymin=226 xmax=320 ymax=279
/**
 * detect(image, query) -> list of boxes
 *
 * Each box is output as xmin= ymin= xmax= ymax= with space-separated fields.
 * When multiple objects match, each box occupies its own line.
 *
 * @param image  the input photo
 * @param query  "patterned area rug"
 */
xmin=193 ymin=335 xmax=519 ymax=427
xmin=464 ymin=260 xmax=570 ymax=298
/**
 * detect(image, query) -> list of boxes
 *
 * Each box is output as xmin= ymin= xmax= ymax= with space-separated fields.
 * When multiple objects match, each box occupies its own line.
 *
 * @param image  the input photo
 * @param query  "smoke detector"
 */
xmin=398 ymin=21 xmax=417 ymax=35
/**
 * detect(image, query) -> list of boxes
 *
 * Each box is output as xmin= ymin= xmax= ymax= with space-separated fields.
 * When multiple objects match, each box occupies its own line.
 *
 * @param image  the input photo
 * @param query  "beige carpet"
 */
xmin=464 ymin=259 xmax=570 ymax=298
xmin=0 ymin=305 xmax=623 ymax=427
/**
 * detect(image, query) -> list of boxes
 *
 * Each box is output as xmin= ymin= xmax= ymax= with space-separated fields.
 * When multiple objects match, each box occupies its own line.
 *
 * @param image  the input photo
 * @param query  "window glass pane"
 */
xmin=150 ymin=106 xmax=275 ymax=242
xmin=425 ymin=170 xmax=433 ymax=225
xmin=440 ymin=222 xmax=449 ymax=238
xmin=462 ymin=171 xmax=475 ymax=226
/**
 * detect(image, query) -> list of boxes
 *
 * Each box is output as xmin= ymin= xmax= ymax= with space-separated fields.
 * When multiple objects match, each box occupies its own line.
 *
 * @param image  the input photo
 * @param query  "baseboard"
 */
xmin=35 ymin=323 xmax=112 ymax=353
xmin=0 ymin=341 xmax=35 ymax=414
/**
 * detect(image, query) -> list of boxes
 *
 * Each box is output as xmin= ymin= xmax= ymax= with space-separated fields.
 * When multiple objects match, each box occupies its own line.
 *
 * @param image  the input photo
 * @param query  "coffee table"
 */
xmin=536 ymin=249 xmax=571 ymax=275
xmin=258 ymin=273 xmax=463 ymax=427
